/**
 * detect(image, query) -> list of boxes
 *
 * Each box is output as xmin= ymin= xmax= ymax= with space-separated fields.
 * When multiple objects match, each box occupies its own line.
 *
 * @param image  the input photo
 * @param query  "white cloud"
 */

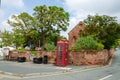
xmin=64 ymin=0 xmax=120 ymax=14
xmin=0 ymin=9 xmax=5 ymax=19
xmin=0 ymin=14 xmax=20 ymax=31
xmin=62 ymin=0 xmax=120 ymax=38
xmin=2 ymin=0 xmax=24 ymax=8
xmin=0 ymin=20 xmax=12 ymax=31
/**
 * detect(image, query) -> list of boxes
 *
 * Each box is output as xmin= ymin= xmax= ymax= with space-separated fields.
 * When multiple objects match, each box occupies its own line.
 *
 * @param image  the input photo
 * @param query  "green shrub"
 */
xmin=72 ymin=36 xmax=104 ymax=51
xmin=31 ymin=51 xmax=37 ymax=55
xmin=46 ymin=42 xmax=56 ymax=51
xmin=96 ymin=43 xmax=104 ymax=50
xmin=112 ymin=39 xmax=120 ymax=48
xmin=17 ymin=47 xmax=25 ymax=51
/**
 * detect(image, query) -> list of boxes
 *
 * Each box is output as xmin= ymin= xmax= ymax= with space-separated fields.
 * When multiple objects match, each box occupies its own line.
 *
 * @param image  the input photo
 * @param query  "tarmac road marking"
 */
xmin=55 ymin=67 xmax=72 ymax=70
xmin=99 ymin=75 xmax=112 ymax=80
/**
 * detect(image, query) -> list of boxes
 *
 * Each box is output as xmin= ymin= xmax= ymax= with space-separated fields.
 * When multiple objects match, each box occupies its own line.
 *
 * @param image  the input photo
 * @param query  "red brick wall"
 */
xmin=35 ymin=50 xmax=111 ymax=65
xmin=35 ymin=51 xmax=56 ymax=64
xmin=8 ymin=51 xmax=31 ymax=61
xmin=68 ymin=21 xmax=85 ymax=48
xmin=18 ymin=51 xmax=31 ymax=61
xmin=108 ymin=48 xmax=115 ymax=58
xmin=68 ymin=50 xmax=109 ymax=65
xmin=8 ymin=49 xmax=114 ymax=65
xmin=9 ymin=51 xmax=18 ymax=60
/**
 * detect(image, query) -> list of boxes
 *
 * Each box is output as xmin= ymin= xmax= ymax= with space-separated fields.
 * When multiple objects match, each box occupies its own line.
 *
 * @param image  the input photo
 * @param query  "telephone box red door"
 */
xmin=56 ymin=40 xmax=68 ymax=66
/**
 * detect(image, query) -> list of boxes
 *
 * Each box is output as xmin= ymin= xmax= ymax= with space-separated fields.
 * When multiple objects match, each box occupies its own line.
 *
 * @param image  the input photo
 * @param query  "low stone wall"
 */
xmin=8 ymin=49 xmax=114 ymax=65
xmin=108 ymin=48 xmax=115 ymax=58
xmin=68 ymin=50 xmax=109 ymax=65
xmin=35 ymin=51 xmax=56 ymax=64
xmin=18 ymin=51 xmax=31 ymax=61
xmin=35 ymin=49 xmax=112 ymax=65
xmin=8 ymin=51 xmax=31 ymax=61
xmin=9 ymin=51 xmax=18 ymax=61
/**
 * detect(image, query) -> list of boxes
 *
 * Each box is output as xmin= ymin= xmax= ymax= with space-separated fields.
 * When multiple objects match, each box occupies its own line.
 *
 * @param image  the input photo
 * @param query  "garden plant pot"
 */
xmin=17 ymin=57 xmax=26 ymax=62
xmin=33 ymin=57 xmax=43 ymax=64
xmin=43 ymin=55 xmax=48 ymax=64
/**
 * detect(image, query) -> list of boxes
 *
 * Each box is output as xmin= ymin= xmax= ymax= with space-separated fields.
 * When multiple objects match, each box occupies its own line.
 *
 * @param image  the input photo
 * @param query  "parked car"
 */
xmin=1 ymin=46 xmax=16 ymax=56
xmin=2 ymin=46 xmax=16 ymax=51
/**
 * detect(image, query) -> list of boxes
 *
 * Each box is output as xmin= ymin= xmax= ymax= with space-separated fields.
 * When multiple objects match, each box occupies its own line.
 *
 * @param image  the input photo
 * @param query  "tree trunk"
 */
xmin=41 ymin=31 xmax=46 ymax=51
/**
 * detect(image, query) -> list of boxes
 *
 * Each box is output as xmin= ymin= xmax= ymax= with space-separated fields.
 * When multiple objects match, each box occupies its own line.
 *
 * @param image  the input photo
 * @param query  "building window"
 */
xmin=79 ymin=23 xmax=83 ymax=26
xmin=73 ymin=36 xmax=77 ymax=41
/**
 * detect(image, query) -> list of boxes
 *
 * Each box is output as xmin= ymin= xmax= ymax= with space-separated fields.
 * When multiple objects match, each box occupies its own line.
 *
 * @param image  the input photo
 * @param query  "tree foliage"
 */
xmin=81 ymin=14 xmax=120 ymax=49
xmin=1 ymin=31 xmax=13 ymax=46
xmin=1 ymin=30 xmax=25 ymax=48
xmin=12 ymin=29 xmax=25 ymax=48
xmin=7 ymin=5 xmax=69 ymax=50
xmin=46 ymin=42 xmax=56 ymax=51
xmin=33 ymin=5 xmax=69 ymax=49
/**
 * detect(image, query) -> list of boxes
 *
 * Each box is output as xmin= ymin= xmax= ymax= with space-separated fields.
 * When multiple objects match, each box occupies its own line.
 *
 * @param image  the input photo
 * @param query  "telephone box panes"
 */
xmin=58 ymin=44 xmax=62 ymax=62
xmin=66 ymin=44 xmax=68 ymax=59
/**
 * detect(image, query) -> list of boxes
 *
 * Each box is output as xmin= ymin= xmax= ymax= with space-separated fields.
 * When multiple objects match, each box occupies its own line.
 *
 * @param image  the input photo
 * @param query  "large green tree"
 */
xmin=81 ymin=14 xmax=120 ymax=49
xmin=33 ymin=5 xmax=69 ymax=49
xmin=8 ymin=12 xmax=37 ymax=48
xmin=8 ymin=5 xmax=69 ymax=50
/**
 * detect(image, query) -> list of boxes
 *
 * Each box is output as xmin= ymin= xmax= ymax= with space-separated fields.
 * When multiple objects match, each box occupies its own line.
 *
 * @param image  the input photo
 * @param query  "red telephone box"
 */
xmin=56 ymin=39 xmax=69 ymax=66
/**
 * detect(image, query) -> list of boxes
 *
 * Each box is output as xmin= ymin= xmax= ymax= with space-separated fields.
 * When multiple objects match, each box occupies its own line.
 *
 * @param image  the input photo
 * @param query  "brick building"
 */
xmin=68 ymin=21 xmax=85 ymax=48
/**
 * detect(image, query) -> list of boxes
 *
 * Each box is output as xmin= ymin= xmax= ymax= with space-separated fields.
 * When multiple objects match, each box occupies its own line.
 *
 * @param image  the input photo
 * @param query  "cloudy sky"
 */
xmin=0 ymin=0 xmax=120 ymax=38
